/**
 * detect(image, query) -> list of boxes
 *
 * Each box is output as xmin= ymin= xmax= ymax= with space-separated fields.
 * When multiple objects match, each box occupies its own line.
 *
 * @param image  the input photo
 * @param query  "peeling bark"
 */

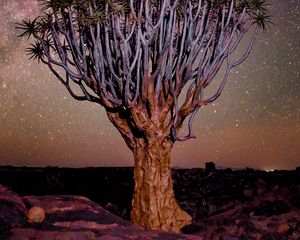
xmin=131 ymin=137 xmax=192 ymax=232
xmin=106 ymin=109 xmax=191 ymax=232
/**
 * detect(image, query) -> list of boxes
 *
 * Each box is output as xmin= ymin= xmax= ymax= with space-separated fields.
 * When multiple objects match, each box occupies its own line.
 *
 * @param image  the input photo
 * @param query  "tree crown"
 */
xmin=17 ymin=0 xmax=271 ymax=145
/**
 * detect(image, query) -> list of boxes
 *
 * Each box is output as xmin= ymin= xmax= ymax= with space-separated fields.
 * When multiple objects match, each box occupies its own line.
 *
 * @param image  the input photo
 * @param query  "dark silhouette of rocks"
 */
xmin=0 ymin=165 xmax=300 ymax=239
xmin=0 ymin=185 xmax=27 ymax=238
xmin=205 ymin=162 xmax=216 ymax=172
xmin=252 ymin=200 xmax=290 ymax=216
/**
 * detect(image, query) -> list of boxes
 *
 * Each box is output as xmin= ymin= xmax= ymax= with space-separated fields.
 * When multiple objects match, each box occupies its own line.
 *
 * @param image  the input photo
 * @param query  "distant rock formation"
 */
xmin=205 ymin=162 xmax=216 ymax=172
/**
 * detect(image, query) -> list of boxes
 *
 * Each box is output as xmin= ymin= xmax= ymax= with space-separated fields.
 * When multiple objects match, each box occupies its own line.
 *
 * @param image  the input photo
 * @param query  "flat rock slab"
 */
xmin=3 ymin=194 xmax=201 ymax=240
xmin=23 ymin=195 xmax=128 ymax=226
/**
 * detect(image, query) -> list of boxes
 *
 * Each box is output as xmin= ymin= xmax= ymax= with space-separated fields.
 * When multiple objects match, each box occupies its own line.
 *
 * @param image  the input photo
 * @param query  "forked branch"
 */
xmin=17 ymin=0 xmax=271 ymax=143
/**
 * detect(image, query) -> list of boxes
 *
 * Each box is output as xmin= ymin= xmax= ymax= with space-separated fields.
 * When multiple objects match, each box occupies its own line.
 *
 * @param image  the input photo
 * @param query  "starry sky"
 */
xmin=0 ymin=0 xmax=299 ymax=170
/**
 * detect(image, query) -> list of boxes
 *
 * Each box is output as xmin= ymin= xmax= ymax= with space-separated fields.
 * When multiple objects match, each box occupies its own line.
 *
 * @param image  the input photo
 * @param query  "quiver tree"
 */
xmin=18 ymin=0 xmax=271 ymax=232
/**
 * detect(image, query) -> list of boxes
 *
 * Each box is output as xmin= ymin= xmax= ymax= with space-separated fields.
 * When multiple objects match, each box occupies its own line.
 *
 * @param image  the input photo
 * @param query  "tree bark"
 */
xmin=131 ymin=137 xmax=192 ymax=232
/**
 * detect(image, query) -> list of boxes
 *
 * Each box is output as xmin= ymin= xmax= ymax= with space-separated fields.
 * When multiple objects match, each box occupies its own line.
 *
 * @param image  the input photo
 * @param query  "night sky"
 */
xmin=0 ymin=0 xmax=299 ymax=170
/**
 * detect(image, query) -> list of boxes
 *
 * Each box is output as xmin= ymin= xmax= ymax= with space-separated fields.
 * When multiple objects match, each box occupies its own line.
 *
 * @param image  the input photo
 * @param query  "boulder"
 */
xmin=276 ymin=224 xmax=291 ymax=234
xmin=27 ymin=206 xmax=46 ymax=223
xmin=104 ymin=202 xmax=121 ymax=216
xmin=205 ymin=162 xmax=216 ymax=172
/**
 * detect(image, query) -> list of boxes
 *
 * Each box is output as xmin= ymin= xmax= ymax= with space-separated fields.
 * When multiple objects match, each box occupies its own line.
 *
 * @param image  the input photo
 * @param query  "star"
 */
xmin=0 ymin=0 xmax=299 ymax=169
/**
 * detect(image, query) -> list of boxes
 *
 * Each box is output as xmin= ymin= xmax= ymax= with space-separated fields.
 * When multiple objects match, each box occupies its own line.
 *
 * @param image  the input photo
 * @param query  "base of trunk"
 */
xmin=130 ymin=138 xmax=192 ymax=232
xmin=131 ymin=195 xmax=191 ymax=232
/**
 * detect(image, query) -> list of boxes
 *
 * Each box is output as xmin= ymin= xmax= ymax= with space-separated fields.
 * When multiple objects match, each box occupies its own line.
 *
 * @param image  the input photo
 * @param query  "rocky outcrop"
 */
xmin=0 ymin=185 xmax=201 ymax=240
xmin=174 ymin=169 xmax=300 ymax=239
xmin=0 ymin=185 xmax=27 ymax=238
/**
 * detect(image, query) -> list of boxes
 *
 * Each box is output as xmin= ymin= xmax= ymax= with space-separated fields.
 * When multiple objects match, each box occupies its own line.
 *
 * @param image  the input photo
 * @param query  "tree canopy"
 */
xmin=17 ymin=0 xmax=271 ymax=143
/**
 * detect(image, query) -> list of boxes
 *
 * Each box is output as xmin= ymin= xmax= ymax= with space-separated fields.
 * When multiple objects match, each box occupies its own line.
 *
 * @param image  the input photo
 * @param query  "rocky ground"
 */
xmin=0 ymin=165 xmax=300 ymax=239
xmin=0 ymin=184 xmax=200 ymax=240
xmin=173 ymin=167 xmax=300 ymax=239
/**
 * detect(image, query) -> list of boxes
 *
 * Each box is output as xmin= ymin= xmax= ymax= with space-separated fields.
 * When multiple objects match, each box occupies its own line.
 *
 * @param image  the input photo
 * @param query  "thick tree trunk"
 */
xmin=131 ymin=137 xmax=192 ymax=232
